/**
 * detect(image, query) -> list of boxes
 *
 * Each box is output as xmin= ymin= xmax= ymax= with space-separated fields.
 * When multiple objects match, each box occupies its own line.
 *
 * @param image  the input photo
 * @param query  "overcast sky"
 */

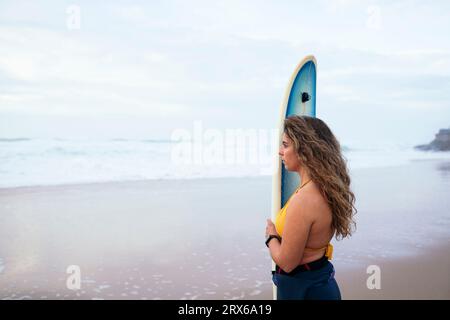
xmin=0 ymin=0 xmax=449 ymax=147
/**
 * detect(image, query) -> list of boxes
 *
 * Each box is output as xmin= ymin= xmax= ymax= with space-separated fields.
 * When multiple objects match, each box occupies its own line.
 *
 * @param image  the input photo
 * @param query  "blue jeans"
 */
xmin=272 ymin=262 xmax=341 ymax=300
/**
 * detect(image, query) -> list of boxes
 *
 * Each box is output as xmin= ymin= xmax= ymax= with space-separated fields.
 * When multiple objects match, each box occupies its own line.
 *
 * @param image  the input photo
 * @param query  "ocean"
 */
xmin=1 ymin=138 xmax=450 ymax=189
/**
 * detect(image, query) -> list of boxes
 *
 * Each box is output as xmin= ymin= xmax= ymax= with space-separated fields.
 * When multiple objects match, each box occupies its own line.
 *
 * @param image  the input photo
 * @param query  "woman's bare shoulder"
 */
xmin=289 ymin=186 xmax=329 ymax=219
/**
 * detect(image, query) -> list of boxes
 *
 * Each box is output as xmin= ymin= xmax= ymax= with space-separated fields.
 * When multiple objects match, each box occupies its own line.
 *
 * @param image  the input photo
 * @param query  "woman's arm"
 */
xmin=268 ymin=196 xmax=315 ymax=273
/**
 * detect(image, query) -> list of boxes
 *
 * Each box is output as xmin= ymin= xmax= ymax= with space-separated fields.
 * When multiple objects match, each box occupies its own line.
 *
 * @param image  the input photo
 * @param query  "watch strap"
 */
xmin=265 ymin=235 xmax=281 ymax=247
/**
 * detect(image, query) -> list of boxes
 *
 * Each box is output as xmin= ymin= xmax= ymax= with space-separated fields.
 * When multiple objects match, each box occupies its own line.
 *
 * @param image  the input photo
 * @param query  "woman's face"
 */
xmin=279 ymin=133 xmax=300 ymax=171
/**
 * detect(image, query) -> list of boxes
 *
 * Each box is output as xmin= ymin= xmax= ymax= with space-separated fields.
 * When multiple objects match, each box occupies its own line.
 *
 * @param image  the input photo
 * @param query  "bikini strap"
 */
xmin=304 ymin=243 xmax=334 ymax=260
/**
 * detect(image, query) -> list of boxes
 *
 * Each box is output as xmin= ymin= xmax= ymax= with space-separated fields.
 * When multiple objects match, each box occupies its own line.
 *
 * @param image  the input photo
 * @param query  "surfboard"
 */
xmin=271 ymin=55 xmax=317 ymax=300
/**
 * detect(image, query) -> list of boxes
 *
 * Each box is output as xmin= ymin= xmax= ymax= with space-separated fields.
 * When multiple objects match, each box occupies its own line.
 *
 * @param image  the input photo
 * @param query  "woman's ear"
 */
xmin=297 ymin=154 xmax=306 ymax=166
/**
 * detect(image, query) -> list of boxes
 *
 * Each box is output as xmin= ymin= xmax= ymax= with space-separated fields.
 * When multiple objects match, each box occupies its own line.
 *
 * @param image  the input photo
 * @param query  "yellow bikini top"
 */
xmin=275 ymin=186 xmax=333 ymax=260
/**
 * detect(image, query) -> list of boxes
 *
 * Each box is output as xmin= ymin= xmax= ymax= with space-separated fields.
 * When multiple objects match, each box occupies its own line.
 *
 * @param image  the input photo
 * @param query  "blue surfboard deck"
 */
xmin=281 ymin=58 xmax=317 ymax=207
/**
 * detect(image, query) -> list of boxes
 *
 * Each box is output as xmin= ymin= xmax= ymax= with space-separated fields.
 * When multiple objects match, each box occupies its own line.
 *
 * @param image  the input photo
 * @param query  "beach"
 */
xmin=0 ymin=159 xmax=449 ymax=300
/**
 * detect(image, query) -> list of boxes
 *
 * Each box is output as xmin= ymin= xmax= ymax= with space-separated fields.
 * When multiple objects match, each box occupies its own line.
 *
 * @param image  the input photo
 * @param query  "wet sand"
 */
xmin=335 ymin=244 xmax=450 ymax=300
xmin=0 ymin=159 xmax=449 ymax=299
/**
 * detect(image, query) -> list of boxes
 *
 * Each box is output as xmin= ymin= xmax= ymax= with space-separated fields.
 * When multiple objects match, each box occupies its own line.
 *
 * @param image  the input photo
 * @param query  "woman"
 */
xmin=265 ymin=115 xmax=356 ymax=300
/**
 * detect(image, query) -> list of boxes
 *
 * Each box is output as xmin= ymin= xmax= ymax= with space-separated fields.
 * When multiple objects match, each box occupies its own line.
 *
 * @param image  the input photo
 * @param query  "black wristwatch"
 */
xmin=265 ymin=234 xmax=281 ymax=247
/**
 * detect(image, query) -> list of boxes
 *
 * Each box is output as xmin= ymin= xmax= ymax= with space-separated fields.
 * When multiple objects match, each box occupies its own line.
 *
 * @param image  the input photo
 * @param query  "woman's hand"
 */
xmin=266 ymin=219 xmax=279 ymax=237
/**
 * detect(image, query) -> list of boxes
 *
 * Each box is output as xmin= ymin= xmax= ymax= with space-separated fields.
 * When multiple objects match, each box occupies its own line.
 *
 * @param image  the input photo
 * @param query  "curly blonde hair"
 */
xmin=284 ymin=115 xmax=356 ymax=239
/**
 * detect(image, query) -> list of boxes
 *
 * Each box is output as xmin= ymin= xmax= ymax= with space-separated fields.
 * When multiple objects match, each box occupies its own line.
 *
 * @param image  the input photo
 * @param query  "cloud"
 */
xmin=0 ymin=0 xmax=449 ymax=143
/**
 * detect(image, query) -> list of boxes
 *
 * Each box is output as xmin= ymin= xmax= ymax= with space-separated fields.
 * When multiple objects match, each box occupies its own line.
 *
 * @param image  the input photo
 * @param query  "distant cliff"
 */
xmin=415 ymin=128 xmax=450 ymax=151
